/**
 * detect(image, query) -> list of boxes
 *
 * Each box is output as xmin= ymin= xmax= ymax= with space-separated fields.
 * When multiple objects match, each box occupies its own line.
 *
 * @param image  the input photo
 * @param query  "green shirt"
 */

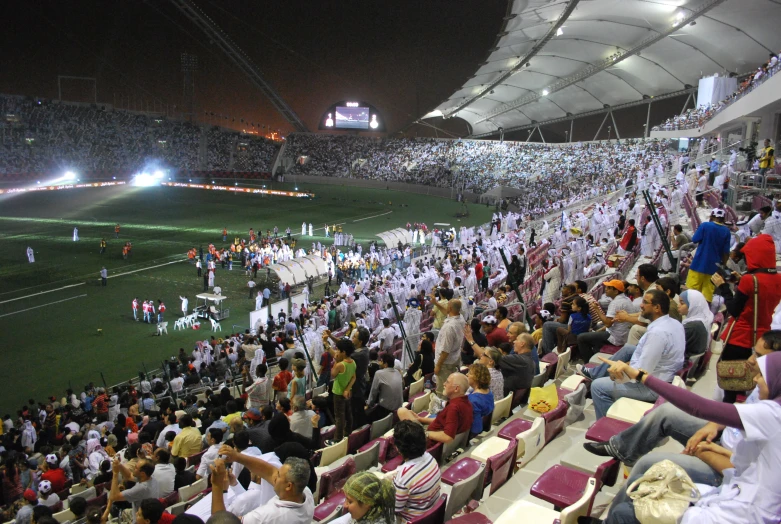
xmin=332 ymin=360 xmax=356 ymax=396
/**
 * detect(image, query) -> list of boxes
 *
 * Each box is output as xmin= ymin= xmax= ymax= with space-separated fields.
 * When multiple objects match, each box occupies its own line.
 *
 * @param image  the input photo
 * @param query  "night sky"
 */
xmin=0 ymin=1 xmax=508 ymax=136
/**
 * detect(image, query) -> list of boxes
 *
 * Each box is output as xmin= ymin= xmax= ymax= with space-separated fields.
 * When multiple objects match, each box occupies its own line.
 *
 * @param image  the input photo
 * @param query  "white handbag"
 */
xmin=626 ymin=459 xmax=700 ymax=524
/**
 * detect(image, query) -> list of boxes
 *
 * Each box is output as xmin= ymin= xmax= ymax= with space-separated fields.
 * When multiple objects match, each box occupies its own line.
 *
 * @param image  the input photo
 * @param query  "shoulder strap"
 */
xmin=753 ymin=275 xmax=759 ymax=347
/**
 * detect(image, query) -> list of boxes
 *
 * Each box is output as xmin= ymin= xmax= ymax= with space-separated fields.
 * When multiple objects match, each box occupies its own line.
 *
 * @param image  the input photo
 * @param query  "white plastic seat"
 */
xmin=469 ymin=436 xmax=511 ymax=462
xmin=411 ymin=390 xmax=431 ymax=414
xmin=444 ymin=462 xmax=486 ymax=521
xmin=174 ymin=318 xmax=187 ymax=330
xmin=53 ymin=510 xmax=75 ymax=524
xmin=490 ymin=393 xmax=512 ymax=425
xmin=606 ymin=397 xmax=655 ymax=424
xmin=318 ymin=437 xmax=348 ymax=468
xmin=210 ymin=318 xmax=222 ymax=332
xmin=495 ymin=478 xmax=596 ymax=524
xmin=370 ymin=413 xmax=393 ymax=440
xmin=178 ymin=477 xmax=207 ymax=502
xmin=553 ymin=347 xmax=571 ymax=381
xmin=408 ymin=376 xmax=425 ymax=397
xmin=157 ymin=322 xmax=168 ymax=335
xmin=560 ymin=374 xmax=585 ymax=392
xmin=515 ymin=417 xmax=546 ymax=467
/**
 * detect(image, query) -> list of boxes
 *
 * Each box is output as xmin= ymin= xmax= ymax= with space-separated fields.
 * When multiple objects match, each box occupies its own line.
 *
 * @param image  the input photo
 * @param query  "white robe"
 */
xmin=26 ymin=247 xmax=34 ymax=263
xmin=73 ymin=228 xmax=79 ymax=241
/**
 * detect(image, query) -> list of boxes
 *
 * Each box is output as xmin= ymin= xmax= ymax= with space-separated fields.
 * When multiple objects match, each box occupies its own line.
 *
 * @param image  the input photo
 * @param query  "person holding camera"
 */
xmin=712 ymin=234 xmax=781 ymax=403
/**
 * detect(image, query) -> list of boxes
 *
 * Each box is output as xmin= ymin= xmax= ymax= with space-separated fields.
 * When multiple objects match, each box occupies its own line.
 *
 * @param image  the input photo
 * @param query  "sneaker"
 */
xmin=575 ymin=364 xmax=591 ymax=379
xmin=583 ymin=441 xmax=618 ymax=459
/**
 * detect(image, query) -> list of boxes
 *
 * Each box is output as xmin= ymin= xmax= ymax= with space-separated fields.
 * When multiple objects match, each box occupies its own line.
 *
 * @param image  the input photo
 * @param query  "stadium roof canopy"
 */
xmin=424 ymin=0 xmax=780 ymax=138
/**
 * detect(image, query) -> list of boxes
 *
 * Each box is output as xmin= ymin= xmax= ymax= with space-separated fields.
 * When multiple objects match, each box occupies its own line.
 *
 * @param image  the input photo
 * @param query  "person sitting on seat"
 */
xmin=397 ymin=373 xmax=472 ymax=446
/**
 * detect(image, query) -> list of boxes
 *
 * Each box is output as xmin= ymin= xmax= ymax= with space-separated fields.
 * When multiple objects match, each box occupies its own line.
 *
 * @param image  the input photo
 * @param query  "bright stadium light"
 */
xmin=542 ymin=89 xmax=549 ymax=96
xmin=556 ymin=27 xmax=564 ymax=36
xmin=63 ymin=171 xmax=77 ymax=181
xmin=370 ymin=115 xmax=379 ymax=129
xmin=153 ymin=170 xmax=165 ymax=179
xmin=132 ymin=172 xmax=158 ymax=187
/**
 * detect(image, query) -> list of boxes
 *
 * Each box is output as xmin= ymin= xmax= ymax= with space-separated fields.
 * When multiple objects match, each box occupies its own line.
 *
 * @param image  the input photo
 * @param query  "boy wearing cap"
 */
xmin=577 ymin=280 xmax=639 ymax=362
xmin=15 ymin=489 xmax=38 ymax=524
xmin=481 ymin=315 xmax=508 ymax=346
xmin=685 ymin=209 xmax=731 ymax=302
xmin=37 ymin=480 xmax=60 ymax=507
xmin=40 ymin=454 xmax=67 ymax=494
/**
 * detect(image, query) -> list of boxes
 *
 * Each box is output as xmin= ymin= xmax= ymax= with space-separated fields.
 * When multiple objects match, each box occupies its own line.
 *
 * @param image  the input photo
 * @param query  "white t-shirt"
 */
xmin=154 ymin=463 xmax=176 ymax=497
xmin=242 ymin=487 xmax=314 ymax=524
xmin=683 ymin=399 xmax=781 ymax=523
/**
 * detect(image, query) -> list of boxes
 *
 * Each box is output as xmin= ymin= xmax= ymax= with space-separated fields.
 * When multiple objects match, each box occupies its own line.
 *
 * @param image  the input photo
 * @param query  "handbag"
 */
xmin=529 ymin=383 xmax=559 ymax=413
xmin=627 ymin=459 xmax=700 ymax=524
xmin=717 ymin=275 xmax=758 ymax=392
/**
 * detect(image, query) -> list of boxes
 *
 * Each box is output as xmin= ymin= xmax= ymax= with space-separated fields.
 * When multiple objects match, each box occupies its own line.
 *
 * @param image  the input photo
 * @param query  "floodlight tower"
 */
xmin=181 ymin=52 xmax=199 ymax=122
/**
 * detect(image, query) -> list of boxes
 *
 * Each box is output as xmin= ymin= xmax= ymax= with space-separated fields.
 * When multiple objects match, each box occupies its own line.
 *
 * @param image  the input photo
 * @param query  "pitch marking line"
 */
xmin=0 ymin=259 xmax=186 ymax=305
xmin=352 ymin=211 xmax=393 ymax=222
xmin=0 ymin=294 xmax=88 ymax=318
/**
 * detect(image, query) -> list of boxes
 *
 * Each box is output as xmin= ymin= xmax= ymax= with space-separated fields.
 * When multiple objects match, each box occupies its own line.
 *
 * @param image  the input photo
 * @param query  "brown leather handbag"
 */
xmin=717 ymin=275 xmax=758 ymax=392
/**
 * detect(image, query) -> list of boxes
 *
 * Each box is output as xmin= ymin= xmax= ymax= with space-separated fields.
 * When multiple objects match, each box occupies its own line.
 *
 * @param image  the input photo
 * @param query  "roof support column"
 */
xmin=538 ymin=126 xmax=546 ymax=143
xmin=569 ymin=119 xmax=574 ymax=143
xmin=645 ymin=101 xmax=652 ymax=138
xmin=680 ymin=93 xmax=693 ymax=116
xmin=610 ymin=110 xmax=621 ymax=140
xmin=593 ymin=112 xmax=611 ymax=141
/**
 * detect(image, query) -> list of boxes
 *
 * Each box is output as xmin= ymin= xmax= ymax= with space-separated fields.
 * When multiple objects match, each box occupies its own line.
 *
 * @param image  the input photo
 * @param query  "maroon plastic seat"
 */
xmin=497 ymin=418 xmax=532 ymax=440
xmin=159 ymin=490 xmax=180 ymax=508
xmin=186 ymin=450 xmax=206 ymax=468
xmin=541 ymin=400 xmax=569 ymax=444
xmin=446 ymin=513 xmax=493 ymax=523
xmin=427 ymin=442 xmax=444 ymax=466
xmin=530 ymin=459 xmax=619 ymax=512
xmin=313 ymin=458 xmax=356 ymax=521
xmin=347 ymin=424 xmax=371 ymax=455
xmin=408 ymin=494 xmax=447 ymax=524
xmin=441 ymin=438 xmax=517 ymax=498
xmin=319 ymin=425 xmax=336 ymax=448
xmin=359 ymin=437 xmax=391 ymax=463
xmin=599 ymin=344 xmax=622 ymax=355
xmin=676 ymin=360 xmax=694 ymax=379
xmin=540 ymin=353 xmax=559 ymax=379
xmin=86 ymin=492 xmax=108 ymax=509
xmin=585 ymin=417 xmax=632 ymax=443
xmin=511 ymin=388 xmax=529 ymax=410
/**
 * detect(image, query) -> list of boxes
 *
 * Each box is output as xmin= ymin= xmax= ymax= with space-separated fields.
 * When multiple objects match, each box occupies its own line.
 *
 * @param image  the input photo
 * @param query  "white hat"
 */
xmin=45 ymin=454 xmax=59 ymax=466
xmin=481 ymin=315 xmax=498 ymax=325
xmin=711 ymin=209 xmax=726 ymax=218
xmin=38 ymin=480 xmax=52 ymax=494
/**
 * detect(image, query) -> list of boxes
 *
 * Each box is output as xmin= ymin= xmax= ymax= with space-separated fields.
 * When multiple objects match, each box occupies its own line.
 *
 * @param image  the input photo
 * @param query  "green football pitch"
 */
xmin=0 ymin=182 xmax=492 ymax=415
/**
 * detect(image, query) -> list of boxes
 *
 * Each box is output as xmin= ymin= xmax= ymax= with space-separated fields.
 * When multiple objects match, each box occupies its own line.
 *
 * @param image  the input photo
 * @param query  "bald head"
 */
xmin=448 ymin=299 xmax=462 ymax=316
xmin=446 ymin=373 xmax=469 ymax=399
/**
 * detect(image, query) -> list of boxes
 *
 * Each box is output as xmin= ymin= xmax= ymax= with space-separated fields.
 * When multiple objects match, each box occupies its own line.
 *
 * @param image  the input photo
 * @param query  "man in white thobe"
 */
xmin=73 ymin=227 xmax=79 ymax=241
xmin=26 ymin=246 xmax=35 ymax=263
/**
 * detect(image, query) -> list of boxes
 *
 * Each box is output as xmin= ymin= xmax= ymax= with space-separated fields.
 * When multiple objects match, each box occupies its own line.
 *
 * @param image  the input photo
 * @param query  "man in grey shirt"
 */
xmin=577 ymin=280 xmax=639 ymax=362
xmin=432 ymin=298 xmax=465 ymax=398
xmin=367 ymin=354 xmax=403 ymax=422
xmin=109 ymin=457 xmax=160 ymax=523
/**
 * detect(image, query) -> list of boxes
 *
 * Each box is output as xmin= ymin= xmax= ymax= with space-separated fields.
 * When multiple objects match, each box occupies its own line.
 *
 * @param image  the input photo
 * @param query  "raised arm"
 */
xmin=218 ymin=444 xmax=279 ymax=484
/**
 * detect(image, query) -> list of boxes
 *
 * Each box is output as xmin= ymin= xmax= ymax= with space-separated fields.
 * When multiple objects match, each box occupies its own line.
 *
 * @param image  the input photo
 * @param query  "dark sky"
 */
xmin=0 ymin=1 xmax=507 ymax=135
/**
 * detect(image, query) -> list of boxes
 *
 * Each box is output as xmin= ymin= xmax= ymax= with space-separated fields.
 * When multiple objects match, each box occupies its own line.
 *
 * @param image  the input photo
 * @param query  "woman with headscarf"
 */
xmin=591 ymin=350 xmax=781 ymax=523
xmin=679 ymin=289 xmax=714 ymax=358
xmin=85 ymin=438 xmax=110 ymax=480
xmin=331 ymin=471 xmax=396 ymax=524
xmin=21 ymin=420 xmax=37 ymax=450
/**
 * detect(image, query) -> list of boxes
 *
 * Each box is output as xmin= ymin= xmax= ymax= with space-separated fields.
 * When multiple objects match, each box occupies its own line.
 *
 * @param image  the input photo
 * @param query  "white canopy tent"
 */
xmin=376 ymin=228 xmax=414 ymax=248
xmin=267 ymin=255 xmax=327 ymax=285
xmin=423 ymin=0 xmax=780 ymax=138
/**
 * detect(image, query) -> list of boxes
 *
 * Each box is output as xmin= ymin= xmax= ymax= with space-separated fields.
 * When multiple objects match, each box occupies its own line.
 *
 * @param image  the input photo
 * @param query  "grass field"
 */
xmin=0 ymin=181 xmax=492 ymax=414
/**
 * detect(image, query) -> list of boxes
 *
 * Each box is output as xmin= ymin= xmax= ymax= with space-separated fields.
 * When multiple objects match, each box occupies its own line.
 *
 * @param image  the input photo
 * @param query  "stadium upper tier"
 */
xmin=424 ymin=0 xmax=780 ymax=138
xmin=282 ymin=133 xmax=675 ymax=215
xmin=0 ymin=95 xmax=279 ymax=174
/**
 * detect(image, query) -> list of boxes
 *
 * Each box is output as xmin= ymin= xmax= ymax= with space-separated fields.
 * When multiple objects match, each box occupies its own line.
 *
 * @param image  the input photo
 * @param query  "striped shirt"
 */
xmin=393 ymin=452 xmax=441 ymax=520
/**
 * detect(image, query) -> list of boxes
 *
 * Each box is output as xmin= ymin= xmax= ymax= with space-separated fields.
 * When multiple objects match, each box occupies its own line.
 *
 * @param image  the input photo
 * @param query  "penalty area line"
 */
xmin=0 ymin=294 xmax=87 ymax=318
xmin=351 ymin=211 xmax=393 ymax=223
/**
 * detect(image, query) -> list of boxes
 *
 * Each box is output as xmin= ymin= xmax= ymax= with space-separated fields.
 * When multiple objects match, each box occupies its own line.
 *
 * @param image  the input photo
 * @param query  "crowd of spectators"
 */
xmin=283 ymin=134 xmax=672 ymax=217
xmin=0 ymin=95 xmax=279 ymax=175
xmin=653 ymin=52 xmax=781 ymax=132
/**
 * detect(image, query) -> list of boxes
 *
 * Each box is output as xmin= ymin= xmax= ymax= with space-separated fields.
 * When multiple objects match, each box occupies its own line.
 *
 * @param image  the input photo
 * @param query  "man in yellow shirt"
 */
xmin=760 ymin=138 xmax=775 ymax=175
xmin=171 ymin=415 xmax=203 ymax=458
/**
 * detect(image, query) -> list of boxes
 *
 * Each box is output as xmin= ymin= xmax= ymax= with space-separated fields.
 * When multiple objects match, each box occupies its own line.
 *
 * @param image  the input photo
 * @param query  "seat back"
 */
xmin=166 ymin=500 xmax=190 ymax=517
xmin=353 ymin=440 xmax=380 ymax=472
xmin=481 ymin=413 xmax=493 ymax=434
xmin=409 ymin=376 xmax=425 ymax=397
xmin=70 ymin=483 xmax=90 ymax=495
xmin=317 ymin=458 xmax=356 ymax=503
xmin=490 ymin=393 xmax=512 ymax=425
xmin=553 ymin=347 xmax=571 ymax=381
xmin=319 ymin=437 xmax=348 ymax=467
xmin=485 ymin=438 xmax=517 ymax=496
xmin=559 ymin=478 xmax=597 ymax=524
xmin=85 ymin=492 xmax=107 ymax=509
xmin=442 ymin=431 xmax=470 ymax=462
xmin=370 ymin=413 xmax=393 ymax=440
xmin=52 ymin=509 xmax=76 ymax=524
xmin=347 ymin=424 xmax=371 ymax=455
xmin=186 ymin=450 xmax=206 ymax=469
xmin=69 ymin=487 xmax=95 ymax=503
xmin=411 ymin=391 xmax=432 ymax=413
xmin=408 ymin=494 xmax=447 ymax=524
xmin=427 ymin=442 xmax=444 ymax=466
xmin=160 ymin=490 xmax=180 ymax=508
xmin=541 ymin=399 xmax=569 ymax=444
xmin=313 ymin=384 xmax=327 ymax=397
xmin=178 ymin=477 xmax=207 ymax=502
xmin=530 ymin=371 xmax=547 ymax=389
xmin=516 ymin=417 xmax=545 ymax=468
xmin=444 ymin=463 xmax=485 ymax=521
xmin=510 ymin=388 xmax=528 ymax=410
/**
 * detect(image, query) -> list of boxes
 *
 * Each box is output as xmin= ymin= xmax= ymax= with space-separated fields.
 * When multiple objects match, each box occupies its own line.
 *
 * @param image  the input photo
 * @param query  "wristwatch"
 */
xmin=636 ymin=369 xmax=647 ymax=383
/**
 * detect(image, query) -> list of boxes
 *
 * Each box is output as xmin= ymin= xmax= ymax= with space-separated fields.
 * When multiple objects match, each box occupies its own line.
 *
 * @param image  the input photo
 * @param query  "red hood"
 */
xmin=742 ymin=234 xmax=777 ymax=271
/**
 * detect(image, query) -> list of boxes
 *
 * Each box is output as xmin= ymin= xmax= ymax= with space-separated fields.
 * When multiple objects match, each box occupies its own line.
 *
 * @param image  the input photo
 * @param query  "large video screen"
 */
xmin=335 ymin=106 xmax=370 ymax=129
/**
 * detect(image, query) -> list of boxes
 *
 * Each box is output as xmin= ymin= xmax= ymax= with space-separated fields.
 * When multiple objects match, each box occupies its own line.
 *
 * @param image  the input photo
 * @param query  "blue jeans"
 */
xmin=590 ymin=345 xmax=658 ymax=419
xmin=541 ymin=321 xmax=567 ymax=354
xmin=605 ymin=452 xmax=723 ymax=524
xmin=588 ymin=345 xmax=637 ymax=379
xmin=607 ymin=402 xmax=708 ymax=465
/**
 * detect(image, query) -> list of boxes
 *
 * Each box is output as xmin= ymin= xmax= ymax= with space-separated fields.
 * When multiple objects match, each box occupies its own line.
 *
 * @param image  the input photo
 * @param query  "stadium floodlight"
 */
xmin=132 ymin=172 xmax=157 ymax=187
xmin=63 ymin=171 xmax=77 ymax=181
xmin=556 ymin=27 xmax=564 ymax=36
xmin=370 ymin=115 xmax=379 ymax=129
xmin=153 ymin=170 xmax=165 ymax=179
xmin=295 ymin=187 xmax=298 ymax=190
xmin=542 ymin=89 xmax=549 ymax=96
